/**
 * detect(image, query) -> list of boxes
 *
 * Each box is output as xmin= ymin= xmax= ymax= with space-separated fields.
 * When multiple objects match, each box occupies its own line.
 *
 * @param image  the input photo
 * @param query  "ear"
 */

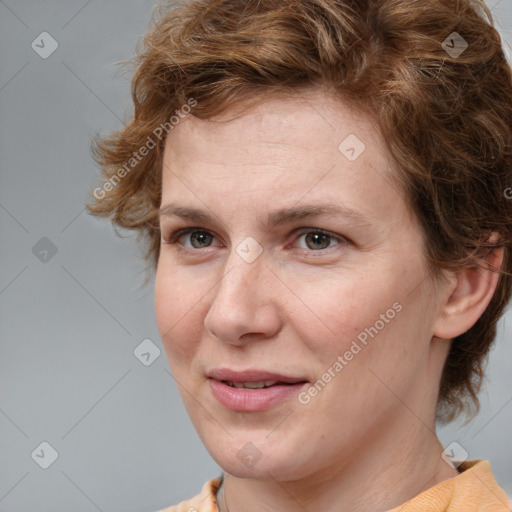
xmin=433 ymin=239 xmax=504 ymax=340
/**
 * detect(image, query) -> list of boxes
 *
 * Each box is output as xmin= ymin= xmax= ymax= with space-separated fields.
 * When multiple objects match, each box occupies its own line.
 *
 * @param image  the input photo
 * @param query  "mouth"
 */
xmin=221 ymin=380 xmax=297 ymax=389
xmin=207 ymin=368 xmax=309 ymax=411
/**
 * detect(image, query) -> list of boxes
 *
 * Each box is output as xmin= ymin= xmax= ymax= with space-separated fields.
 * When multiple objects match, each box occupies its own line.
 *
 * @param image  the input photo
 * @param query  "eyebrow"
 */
xmin=159 ymin=203 xmax=374 ymax=229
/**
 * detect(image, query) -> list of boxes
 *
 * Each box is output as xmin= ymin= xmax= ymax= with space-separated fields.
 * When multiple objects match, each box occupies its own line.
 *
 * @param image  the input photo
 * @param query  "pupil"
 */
xmin=306 ymin=232 xmax=329 ymax=250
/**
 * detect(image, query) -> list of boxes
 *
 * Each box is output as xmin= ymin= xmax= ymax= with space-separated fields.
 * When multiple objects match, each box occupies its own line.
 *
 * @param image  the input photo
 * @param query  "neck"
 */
xmin=218 ymin=414 xmax=459 ymax=512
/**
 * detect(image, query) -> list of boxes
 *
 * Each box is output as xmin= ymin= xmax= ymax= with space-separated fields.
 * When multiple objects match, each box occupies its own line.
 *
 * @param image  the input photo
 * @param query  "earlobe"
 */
xmin=433 ymin=243 xmax=504 ymax=340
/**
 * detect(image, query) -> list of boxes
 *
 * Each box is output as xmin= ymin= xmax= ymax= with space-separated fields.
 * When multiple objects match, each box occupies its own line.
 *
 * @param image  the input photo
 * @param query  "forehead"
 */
xmin=163 ymin=90 xmax=385 ymax=171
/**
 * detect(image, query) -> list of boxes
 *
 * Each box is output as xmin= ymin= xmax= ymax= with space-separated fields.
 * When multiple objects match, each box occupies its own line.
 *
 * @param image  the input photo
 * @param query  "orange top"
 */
xmin=159 ymin=460 xmax=510 ymax=512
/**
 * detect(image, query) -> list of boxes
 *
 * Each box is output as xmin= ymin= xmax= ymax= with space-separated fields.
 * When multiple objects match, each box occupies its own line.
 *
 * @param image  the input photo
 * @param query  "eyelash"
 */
xmin=161 ymin=227 xmax=347 ymax=255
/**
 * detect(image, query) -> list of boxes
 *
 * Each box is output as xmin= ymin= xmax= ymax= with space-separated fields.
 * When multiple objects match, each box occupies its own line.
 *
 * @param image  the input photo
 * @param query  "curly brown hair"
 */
xmin=86 ymin=0 xmax=512 ymax=423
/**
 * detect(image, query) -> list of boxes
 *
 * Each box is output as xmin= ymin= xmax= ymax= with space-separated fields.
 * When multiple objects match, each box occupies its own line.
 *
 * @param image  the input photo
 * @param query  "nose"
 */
xmin=203 ymin=248 xmax=282 ymax=346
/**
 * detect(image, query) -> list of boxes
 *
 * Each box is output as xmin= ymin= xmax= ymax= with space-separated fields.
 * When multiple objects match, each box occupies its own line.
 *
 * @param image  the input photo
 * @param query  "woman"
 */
xmin=87 ymin=0 xmax=512 ymax=510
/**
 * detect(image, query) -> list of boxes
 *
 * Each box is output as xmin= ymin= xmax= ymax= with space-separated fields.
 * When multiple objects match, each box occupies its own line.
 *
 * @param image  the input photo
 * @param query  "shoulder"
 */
xmin=390 ymin=460 xmax=510 ymax=512
xmin=158 ymin=477 xmax=222 ymax=512
xmin=455 ymin=460 xmax=511 ymax=511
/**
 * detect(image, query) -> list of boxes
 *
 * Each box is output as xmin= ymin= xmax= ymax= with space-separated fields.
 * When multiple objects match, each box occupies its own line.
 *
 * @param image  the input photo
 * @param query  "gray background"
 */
xmin=0 ymin=1 xmax=510 ymax=511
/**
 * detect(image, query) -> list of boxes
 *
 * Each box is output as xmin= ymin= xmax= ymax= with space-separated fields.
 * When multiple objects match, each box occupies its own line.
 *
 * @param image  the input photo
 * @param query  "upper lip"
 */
xmin=207 ymin=368 xmax=308 ymax=384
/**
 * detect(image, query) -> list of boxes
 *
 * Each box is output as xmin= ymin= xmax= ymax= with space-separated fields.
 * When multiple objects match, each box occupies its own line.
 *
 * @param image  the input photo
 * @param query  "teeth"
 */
xmin=225 ymin=380 xmax=278 ymax=389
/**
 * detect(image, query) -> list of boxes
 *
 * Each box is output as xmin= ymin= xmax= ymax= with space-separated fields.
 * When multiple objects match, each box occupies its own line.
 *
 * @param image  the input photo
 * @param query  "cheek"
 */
xmin=290 ymin=266 xmax=428 ymax=398
xmin=154 ymin=266 xmax=205 ymax=367
xmin=307 ymin=283 xmax=432 ymax=411
xmin=290 ymin=272 xmax=399 ymax=351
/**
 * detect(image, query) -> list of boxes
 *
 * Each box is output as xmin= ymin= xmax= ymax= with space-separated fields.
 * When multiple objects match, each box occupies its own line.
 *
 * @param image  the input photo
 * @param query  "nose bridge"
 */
xmin=204 ymin=243 xmax=278 ymax=343
xmin=213 ymin=247 xmax=263 ymax=312
xmin=216 ymin=234 xmax=267 ymax=301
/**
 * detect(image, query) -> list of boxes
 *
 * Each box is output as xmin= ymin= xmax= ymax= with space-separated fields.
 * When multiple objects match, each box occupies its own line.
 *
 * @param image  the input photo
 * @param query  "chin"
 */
xmin=203 ymin=433 xmax=318 ymax=482
xmin=216 ymin=455 xmax=298 ymax=481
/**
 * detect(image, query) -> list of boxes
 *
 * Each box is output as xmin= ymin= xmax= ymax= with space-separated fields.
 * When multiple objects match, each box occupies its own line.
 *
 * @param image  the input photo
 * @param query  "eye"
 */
xmin=161 ymin=226 xmax=347 ymax=254
xmin=163 ymin=228 xmax=220 ymax=249
xmin=294 ymin=228 xmax=345 ymax=251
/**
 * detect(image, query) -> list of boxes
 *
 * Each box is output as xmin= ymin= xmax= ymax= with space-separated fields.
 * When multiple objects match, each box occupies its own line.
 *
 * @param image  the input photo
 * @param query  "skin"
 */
xmin=154 ymin=89 xmax=502 ymax=512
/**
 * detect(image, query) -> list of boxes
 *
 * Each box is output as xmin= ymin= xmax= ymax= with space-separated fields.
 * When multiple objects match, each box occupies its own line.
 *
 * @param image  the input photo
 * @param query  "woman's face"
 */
xmin=155 ymin=90 xmax=449 ymax=481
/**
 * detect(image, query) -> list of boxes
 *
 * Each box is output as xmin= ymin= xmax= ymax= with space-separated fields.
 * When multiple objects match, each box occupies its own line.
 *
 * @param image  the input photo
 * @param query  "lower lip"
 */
xmin=209 ymin=379 xmax=308 ymax=412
